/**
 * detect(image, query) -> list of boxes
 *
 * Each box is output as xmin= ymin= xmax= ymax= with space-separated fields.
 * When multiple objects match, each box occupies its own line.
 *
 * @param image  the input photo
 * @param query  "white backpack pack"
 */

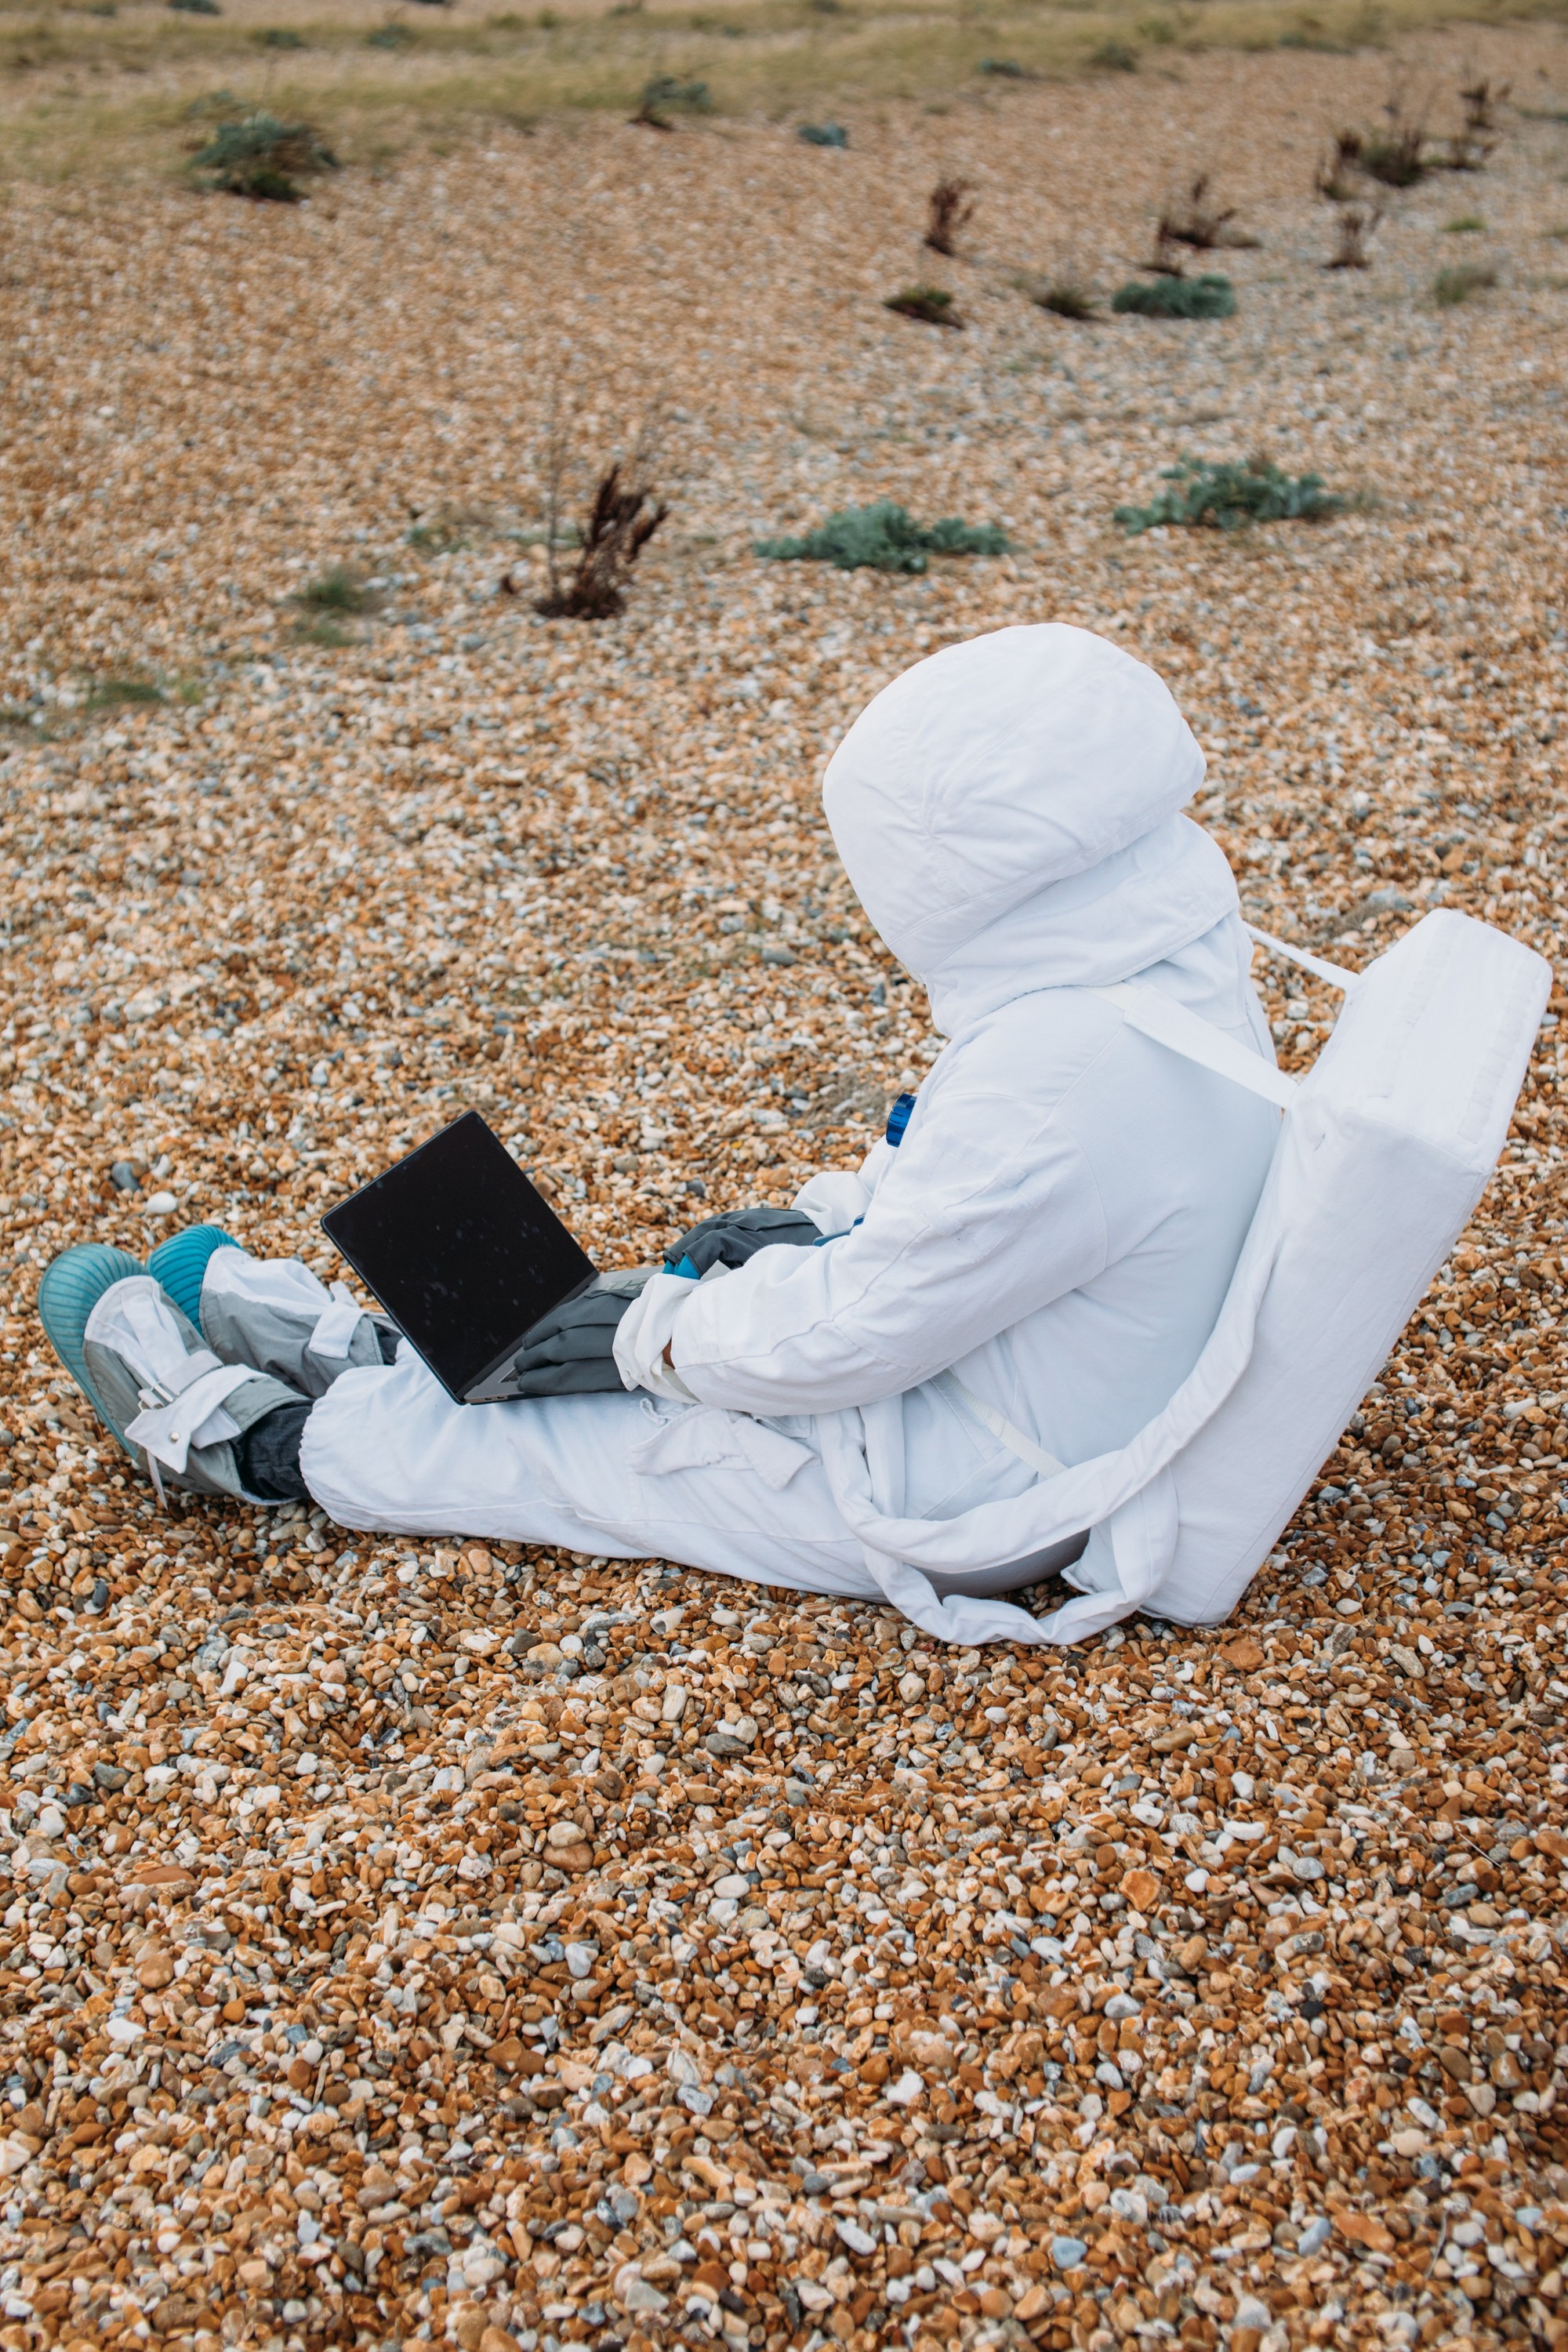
xmin=821 ymin=909 xmax=1552 ymax=1643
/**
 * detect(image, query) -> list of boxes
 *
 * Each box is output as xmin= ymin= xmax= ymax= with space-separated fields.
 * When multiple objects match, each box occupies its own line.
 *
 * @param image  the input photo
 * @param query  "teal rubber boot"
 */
xmin=36 ymin=1243 xmax=146 ymax=1458
xmin=147 ymin=1223 xmax=241 ymax=1337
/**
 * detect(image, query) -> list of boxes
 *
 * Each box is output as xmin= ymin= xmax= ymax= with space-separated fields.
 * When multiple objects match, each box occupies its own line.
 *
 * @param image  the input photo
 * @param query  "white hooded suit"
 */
xmin=302 ymin=625 xmax=1281 ymax=1643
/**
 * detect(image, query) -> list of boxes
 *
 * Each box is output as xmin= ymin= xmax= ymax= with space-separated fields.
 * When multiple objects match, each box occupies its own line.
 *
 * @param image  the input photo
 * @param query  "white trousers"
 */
xmin=299 ymin=1348 xmax=884 ymax=1602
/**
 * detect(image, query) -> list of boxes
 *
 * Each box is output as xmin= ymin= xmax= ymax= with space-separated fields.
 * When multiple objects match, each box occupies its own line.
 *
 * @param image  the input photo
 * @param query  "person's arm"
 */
xmin=666 ymin=1038 xmax=1113 ymax=1417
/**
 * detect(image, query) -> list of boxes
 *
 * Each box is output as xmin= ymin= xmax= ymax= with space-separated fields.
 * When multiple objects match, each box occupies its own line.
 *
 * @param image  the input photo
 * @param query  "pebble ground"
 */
xmin=2 ymin=27 xmax=1568 ymax=2352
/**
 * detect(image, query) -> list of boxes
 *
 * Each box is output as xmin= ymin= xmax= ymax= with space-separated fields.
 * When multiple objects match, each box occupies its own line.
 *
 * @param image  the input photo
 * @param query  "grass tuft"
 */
xmin=85 ymin=677 xmax=165 ymax=710
xmin=1443 ymin=214 xmax=1485 ymax=232
xmin=253 ymin=26 xmax=307 ymax=46
xmin=1432 ymin=260 xmax=1497 ymax=304
xmin=1115 ymin=455 xmax=1343 ymax=534
xmin=296 ymin=564 xmax=380 ymax=612
xmin=756 ymin=499 xmax=1008 ymax=573
xmin=1112 ymin=273 xmax=1236 ymax=318
xmin=292 ymin=617 xmax=358 ymax=648
xmin=1030 ymin=278 xmax=1099 ymax=320
xmin=797 ymin=119 xmax=847 ymax=145
xmin=884 ymin=284 xmax=962 ymax=327
xmin=1088 ymin=37 xmax=1138 ymax=68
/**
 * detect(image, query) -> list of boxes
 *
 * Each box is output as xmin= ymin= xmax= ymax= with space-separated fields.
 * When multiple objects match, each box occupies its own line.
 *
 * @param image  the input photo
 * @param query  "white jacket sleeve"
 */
xmin=670 ymin=1028 xmax=1112 ymax=1417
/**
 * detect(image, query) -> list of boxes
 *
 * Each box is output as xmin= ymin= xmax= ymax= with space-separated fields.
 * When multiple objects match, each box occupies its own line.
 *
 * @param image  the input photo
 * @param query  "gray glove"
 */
xmin=509 ymin=1268 xmax=656 ymax=1396
xmin=666 ymin=1204 xmax=822 ymax=1277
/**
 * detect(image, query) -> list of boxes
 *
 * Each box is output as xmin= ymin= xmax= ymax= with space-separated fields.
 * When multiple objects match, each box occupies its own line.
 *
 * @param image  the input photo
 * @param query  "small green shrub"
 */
xmin=1444 ymin=214 xmax=1485 ymax=232
xmin=293 ymin=617 xmax=357 ymax=648
xmin=1116 ymin=456 xmax=1343 ymax=535
xmin=191 ymin=110 xmax=338 ymax=200
xmin=86 ymin=677 xmax=165 ymax=710
xmin=1112 ymin=273 xmax=1236 ymax=319
xmin=979 ymin=56 xmax=1027 ymax=76
xmin=1433 ymin=261 xmax=1497 ymax=305
xmin=756 ymin=500 xmax=1008 ymax=574
xmin=634 ymin=73 xmax=711 ymax=125
xmin=254 ymin=26 xmax=307 ymax=45
xmin=884 ymin=284 xmax=962 ymax=327
xmin=169 ymin=0 xmax=223 ymax=15
xmin=797 ymin=120 xmax=847 ymax=146
xmin=365 ymin=20 xmax=414 ymax=43
xmin=1088 ymin=38 xmax=1138 ymax=69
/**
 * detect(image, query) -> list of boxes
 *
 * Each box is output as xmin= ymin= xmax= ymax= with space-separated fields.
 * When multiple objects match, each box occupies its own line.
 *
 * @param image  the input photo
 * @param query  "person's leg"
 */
xmin=38 ymin=1250 xmax=309 ymax=1505
xmin=147 ymin=1230 xmax=397 ymax=1399
xmin=300 ymin=1349 xmax=880 ymax=1602
xmin=233 ymin=1398 xmax=314 ymax=1504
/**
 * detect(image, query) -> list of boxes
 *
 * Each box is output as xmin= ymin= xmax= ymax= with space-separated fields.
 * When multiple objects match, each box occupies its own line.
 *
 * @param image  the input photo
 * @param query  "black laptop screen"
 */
xmin=321 ymin=1111 xmax=596 ymax=1402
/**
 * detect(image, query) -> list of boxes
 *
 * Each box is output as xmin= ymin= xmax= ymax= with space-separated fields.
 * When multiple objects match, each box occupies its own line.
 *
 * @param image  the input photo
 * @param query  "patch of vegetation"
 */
xmin=978 ymin=56 xmax=1028 ymax=76
xmin=1088 ymin=38 xmax=1138 ymax=69
xmin=408 ymin=517 xmax=466 ymax=551
xmin=884 ymin=284 xmax=962 ymax=326
xmin=1433 ymin=260 xmax=1497 ymax=305
xmin=530 ymin=461 xmax=668 ymax=619
xmin=168 ymin=0 xmax=222 ymax=14
xmin=1028 ymin=277 xmax=1098 ymax=321
xmin=756 ymin=500 xmax=1008 ymax=573
xmin=191 ymin=109 xmax=338 ymax=200
xmin=1156 ymin=172 xmax=1259 ymax=256
xmin=1115 ymin=456 xmax=1343 ymax=535
xmin=633 ymin=73 xmax=710 ymax=125
xmin=365 ymin=20 xmax=415 ymax=45
xmin=1323 ymin=196 xmax=1382 ymax=269
xmin=86 ymin=676 xmax=165 ymax=710
xmin=295 ymin=564 xmax=380 ymax=613
xmin=1443 ymin=213 xmax=1485 ymax=232
xmin=292 ymin=617 xmax=358 ymax=648
xmin=1448 ymin=73 xmax=1507 ymax=169
xmin=797 ymin=120 xmax=846 ymax=145
xmin=1112 ymin=273 xmax=1236 ymax=318
xmin=1326 ymin=79 xmax=1432 ymax=192
xmin=925 ymin=176 xmax=974 ymax=256
xmin=253 ymin=27 xmax=307 ymax=46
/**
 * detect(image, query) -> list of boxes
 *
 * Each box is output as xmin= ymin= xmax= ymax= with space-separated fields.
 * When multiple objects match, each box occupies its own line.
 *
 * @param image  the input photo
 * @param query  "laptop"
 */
xmin=321 ymin=1110 xmax=603 ymax=1406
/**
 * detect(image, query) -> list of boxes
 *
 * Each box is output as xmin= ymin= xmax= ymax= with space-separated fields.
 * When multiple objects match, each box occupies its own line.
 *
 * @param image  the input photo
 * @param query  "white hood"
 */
xmin=823 ymin=622 xmax=1240 ymax=1029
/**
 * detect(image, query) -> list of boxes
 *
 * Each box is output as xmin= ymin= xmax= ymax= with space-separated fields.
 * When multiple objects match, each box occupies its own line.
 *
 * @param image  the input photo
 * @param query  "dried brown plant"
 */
xmin=1323 ymin=194 xmax=1385 ymax=270
xmin=511 ymin=389 xmax=670 ymax=621
xmin=925 ymin=177 xmax=976 ymax=257
xmin=1157 ymin=172 xmax=1260 ymax=254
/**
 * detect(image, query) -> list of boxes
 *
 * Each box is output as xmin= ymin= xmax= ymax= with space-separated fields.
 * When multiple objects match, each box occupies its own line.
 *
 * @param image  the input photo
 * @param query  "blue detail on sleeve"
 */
xmin=665 ymin=1255 xmax=701 ymax=1279
xmin=886 ymin=1091 xmax=916 ymax=1147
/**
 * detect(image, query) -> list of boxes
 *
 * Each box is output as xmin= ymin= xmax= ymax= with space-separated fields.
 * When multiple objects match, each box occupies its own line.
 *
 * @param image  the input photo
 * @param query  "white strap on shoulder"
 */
xmin=1243 ymin=921 xmax=1361 ymax=996
xmin=1094 ymin=982 xmax=1300 ymax=1112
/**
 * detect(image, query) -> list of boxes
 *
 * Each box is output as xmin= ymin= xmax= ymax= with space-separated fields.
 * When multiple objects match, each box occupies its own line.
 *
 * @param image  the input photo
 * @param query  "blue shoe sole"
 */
xmin=36 ymin=1243 xmax=146 ymax=1456
xmin=146 ymin=1224 xmax=241 ymax=1337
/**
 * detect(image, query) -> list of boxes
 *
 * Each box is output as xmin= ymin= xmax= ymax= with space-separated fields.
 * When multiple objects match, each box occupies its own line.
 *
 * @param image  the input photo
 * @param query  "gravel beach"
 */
xmin=2 ymin=27 xmax=1568 ymax=2352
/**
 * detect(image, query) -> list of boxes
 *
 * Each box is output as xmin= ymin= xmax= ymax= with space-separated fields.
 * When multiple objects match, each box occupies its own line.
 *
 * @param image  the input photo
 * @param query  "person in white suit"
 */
xmin=40 ymin=624 xmax=1280 ymax=1644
